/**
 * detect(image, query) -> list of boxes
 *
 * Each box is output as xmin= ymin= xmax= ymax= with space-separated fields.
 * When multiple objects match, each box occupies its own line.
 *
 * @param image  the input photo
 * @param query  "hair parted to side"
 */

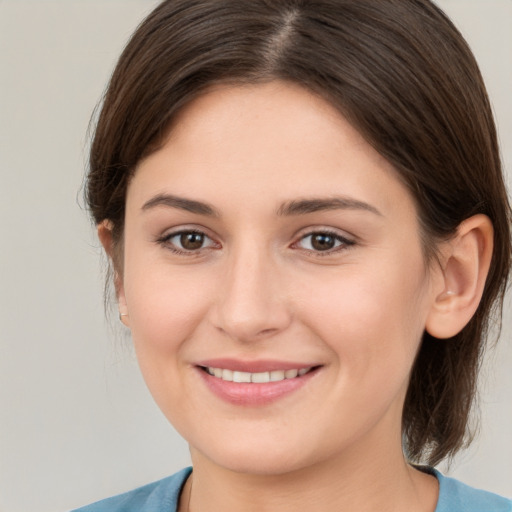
xmin=86 ymin=0 xmax=511 ymax=466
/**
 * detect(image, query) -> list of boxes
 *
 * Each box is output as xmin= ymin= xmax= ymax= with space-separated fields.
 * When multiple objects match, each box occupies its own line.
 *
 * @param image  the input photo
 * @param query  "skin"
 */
xmin=100 ymin=80 xmax=493 ymax=512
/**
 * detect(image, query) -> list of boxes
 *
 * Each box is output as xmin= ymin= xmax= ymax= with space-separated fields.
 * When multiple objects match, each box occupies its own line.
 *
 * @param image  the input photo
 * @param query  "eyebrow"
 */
xmin=142 ymin=194 xmax=221 ymax=217
xmin=141 ymin=193 xmax=382 ymax=217
xmin=276 ymin=197 xmax=382 ymax=217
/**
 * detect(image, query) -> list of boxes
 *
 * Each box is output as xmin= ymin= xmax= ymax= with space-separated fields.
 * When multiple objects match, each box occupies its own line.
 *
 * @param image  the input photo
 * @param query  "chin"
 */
xmin=189 ymin=431 xmax=324 ymax=476
xmin=209 ymin=451 xmax=309 ymax=476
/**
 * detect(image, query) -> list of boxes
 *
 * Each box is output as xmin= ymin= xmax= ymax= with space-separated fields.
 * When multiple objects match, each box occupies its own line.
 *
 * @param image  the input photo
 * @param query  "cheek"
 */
xmin=123 ymin=256 xmax=214 ymax=357
xmin=122 ymin=262 xmax=217 ymax=426
xmin=297 ymin=256 xmax=430 ymax=375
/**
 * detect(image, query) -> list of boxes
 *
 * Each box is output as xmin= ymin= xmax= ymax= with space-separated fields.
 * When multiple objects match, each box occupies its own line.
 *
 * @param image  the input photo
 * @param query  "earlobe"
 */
xmin=425 ymin=214 xmax=493 ymax=339
xmin=97 ymin=221 xmax=130 ymax=327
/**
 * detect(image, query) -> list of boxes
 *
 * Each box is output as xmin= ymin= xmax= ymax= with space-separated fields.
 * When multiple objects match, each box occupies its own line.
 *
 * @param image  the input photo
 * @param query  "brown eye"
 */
xmin=160 ymin=230 xmax=216 ymax=254
xmin=296 ymin=231 xmax=354 ymax=254
xmin=310 ymin=233 xmax=336 ymax=251
xmin=180 ymin=232 xmax=205 ymax=250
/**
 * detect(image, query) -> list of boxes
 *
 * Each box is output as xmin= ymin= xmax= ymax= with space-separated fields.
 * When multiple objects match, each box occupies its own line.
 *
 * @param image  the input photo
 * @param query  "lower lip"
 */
xmin=197 ymin=367 xmax=320 ymax=406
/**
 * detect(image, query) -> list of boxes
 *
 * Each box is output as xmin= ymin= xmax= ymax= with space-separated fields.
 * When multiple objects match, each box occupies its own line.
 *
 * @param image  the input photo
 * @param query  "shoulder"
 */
xmin=431 ymin=468 xmax=512 ymax=512
xmin=70 ymin=467 xmax=192 ymax=512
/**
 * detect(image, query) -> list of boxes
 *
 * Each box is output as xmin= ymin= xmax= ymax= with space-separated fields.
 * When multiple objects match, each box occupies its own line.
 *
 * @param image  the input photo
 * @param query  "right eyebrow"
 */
xmin=141 ymin=194 xmax=220 ymax=217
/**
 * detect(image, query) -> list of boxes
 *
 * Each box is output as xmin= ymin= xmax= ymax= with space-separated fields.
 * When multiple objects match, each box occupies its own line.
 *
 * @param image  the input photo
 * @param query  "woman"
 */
xmin=74 ymin=0 xmax=511 ymax=511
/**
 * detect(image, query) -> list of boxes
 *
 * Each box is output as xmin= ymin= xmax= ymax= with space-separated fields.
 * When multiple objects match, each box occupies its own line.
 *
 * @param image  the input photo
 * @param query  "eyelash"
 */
xmin=293 ymin=229 xmax=355 ymax=257
xmin=156 ymin=229 xmax=218 ymax=257
xmin=156 ymin=228 xmax=355 ymax=257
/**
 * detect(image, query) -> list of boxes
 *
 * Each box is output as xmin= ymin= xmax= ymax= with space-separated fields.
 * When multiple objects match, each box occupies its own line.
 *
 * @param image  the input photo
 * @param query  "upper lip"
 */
xmin=196 ymin=358 xmax=320 ymax=373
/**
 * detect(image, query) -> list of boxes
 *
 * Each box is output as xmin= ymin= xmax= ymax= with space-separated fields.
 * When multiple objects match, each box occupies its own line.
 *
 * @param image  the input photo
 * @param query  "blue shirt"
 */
xmin=71 ymin=466 xmax=512 ymax=512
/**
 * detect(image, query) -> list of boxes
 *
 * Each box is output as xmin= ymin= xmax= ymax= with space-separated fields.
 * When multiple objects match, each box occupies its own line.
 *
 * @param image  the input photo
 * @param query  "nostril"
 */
xmin=257 ymin=328 xmax=279 ymax=336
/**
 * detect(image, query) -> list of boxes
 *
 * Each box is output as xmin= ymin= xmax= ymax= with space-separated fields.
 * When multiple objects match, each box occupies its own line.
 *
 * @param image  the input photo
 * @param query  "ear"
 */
xmin=97 ymin=220 xmax=130 ymax=327
xmin=425 ymin=214 xmax=493 ymax=339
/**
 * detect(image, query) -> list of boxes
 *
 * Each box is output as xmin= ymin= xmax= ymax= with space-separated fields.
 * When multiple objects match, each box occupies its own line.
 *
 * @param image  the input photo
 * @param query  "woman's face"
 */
xmin=117 ymin=81 xmax=442 ymax=475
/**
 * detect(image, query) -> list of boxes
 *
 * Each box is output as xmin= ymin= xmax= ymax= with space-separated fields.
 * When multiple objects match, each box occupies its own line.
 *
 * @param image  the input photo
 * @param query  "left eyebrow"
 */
xmin=141 ymin=194 xmax=220 ymax=217
xmin=276 ymin=196 xmax=383 ymax=217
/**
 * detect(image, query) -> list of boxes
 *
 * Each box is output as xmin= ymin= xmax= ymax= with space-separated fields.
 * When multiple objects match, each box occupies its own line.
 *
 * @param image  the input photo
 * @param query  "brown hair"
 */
xmin=86 ymin=0 xmax=511 ymax=465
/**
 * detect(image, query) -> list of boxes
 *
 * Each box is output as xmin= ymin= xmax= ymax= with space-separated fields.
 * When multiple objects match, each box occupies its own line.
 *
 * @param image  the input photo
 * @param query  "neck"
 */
xmin=182 ymin=429 xmax=438 ymax=512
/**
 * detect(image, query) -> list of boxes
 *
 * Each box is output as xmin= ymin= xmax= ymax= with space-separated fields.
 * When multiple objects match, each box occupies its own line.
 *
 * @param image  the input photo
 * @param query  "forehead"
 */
xmin=166 ymin=81 xmax=373 ymax=164
xmin=130 ymin=80 xmax=416 ymax=221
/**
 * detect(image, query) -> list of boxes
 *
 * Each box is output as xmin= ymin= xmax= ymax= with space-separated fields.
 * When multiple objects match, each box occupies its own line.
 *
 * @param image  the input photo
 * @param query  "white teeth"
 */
xmin=205 ymin=366 xmax=313 ymax=383
xmin=233 ymin=371 xmax=252 ymax=383
xmin=222 ymin=369 xmax=233 ymax=381
xmin=270 ymin=370 xmax=285 ymax=381
xmin=251 ymin=372 xmax=271 ymax=383
xmin=285 ymin=369 xmax=298 ymax=379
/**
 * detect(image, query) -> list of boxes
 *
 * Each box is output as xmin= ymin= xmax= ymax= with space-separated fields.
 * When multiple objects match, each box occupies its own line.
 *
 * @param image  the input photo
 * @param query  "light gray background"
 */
xmin=0 ymin=1 xmax=510 ymax=511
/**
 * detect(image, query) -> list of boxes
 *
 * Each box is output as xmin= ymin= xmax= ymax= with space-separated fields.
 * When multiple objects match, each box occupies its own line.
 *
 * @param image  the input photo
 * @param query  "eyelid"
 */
xmin=291 ymin=227 xmax=356 ymax=255
xmin=156 ymin=226 xmax=220 ymax=255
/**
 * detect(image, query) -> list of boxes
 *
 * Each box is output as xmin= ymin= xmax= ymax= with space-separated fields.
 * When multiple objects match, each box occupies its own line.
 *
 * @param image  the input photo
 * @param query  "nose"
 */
xmin=210 ymin=243 xmax=293 ymax=343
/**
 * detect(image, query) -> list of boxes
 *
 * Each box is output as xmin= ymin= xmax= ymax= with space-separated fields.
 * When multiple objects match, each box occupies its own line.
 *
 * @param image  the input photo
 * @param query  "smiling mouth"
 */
xmin=197 ymin=363 xmax=322 ymax=405
xmin=200 ymin=366 xmax=318 ymax=383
